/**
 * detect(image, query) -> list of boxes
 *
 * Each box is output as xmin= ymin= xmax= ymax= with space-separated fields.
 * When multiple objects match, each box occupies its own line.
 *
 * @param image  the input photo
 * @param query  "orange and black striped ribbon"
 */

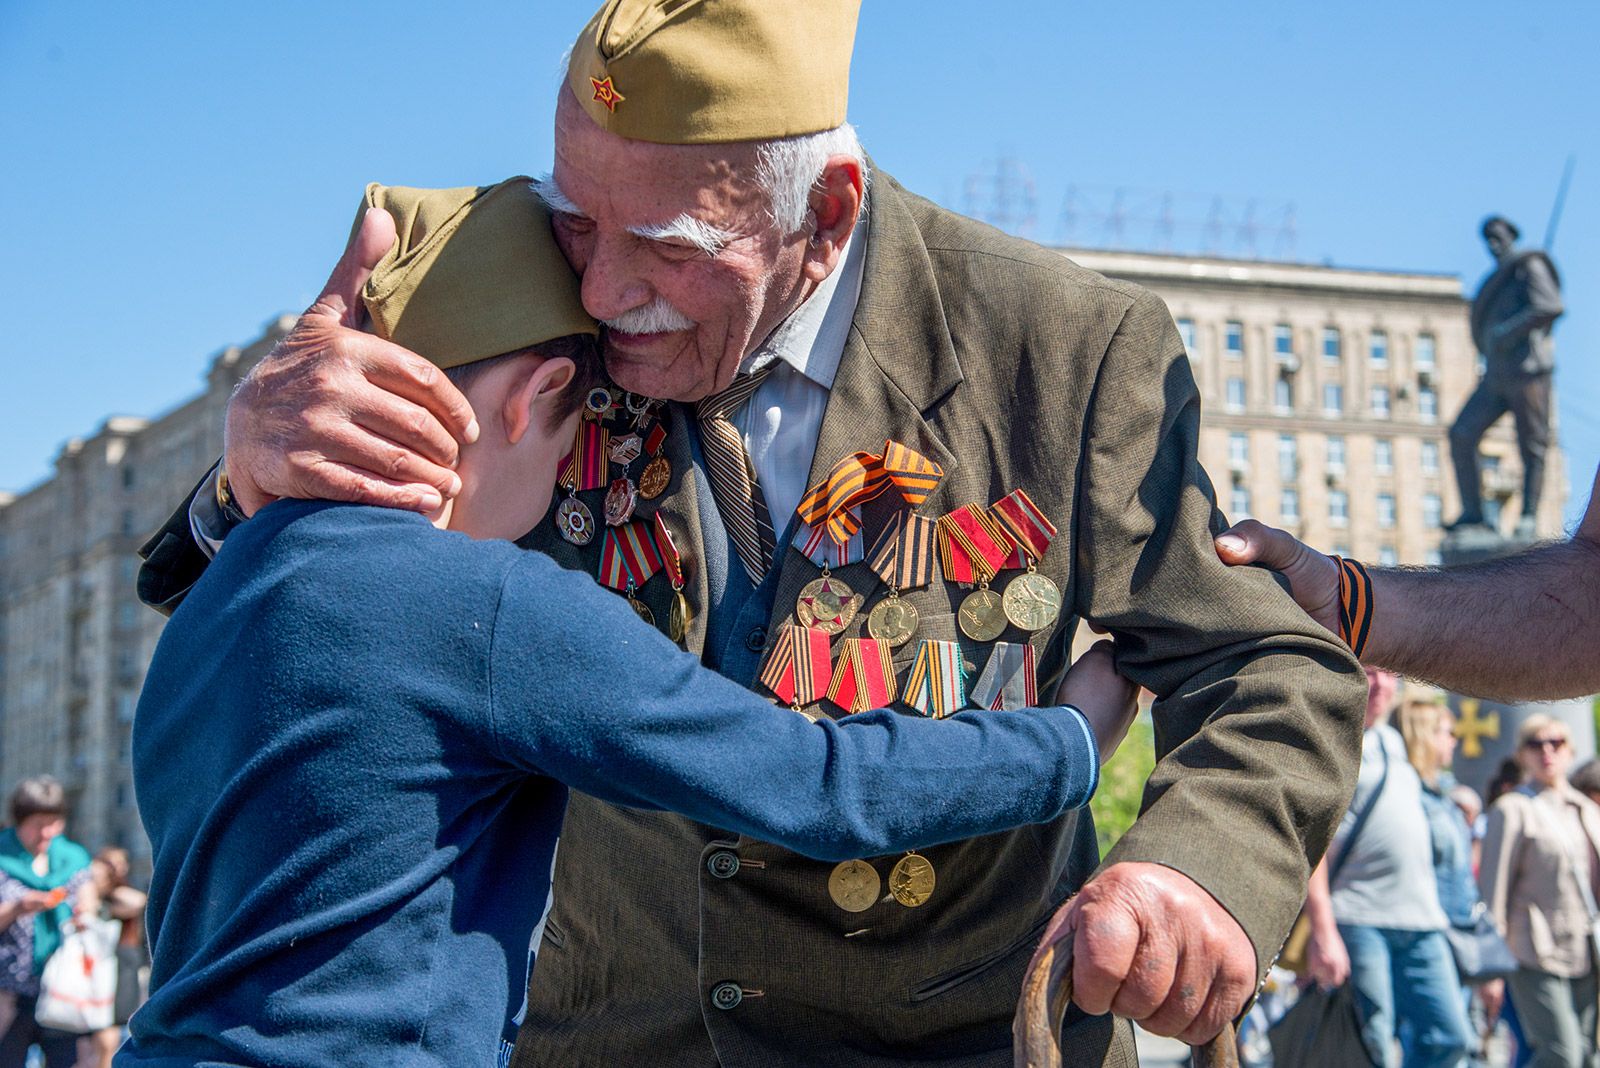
xmin=796 ymin=452 xmax=892 ymax=545
xmin=866 ymin=511 xmax=937 ymax=591
xmin=757 ymin=625 xmax=832 ymax=706
xmin=881 ymin=440 xmax=944 ymax=507
xmin=1332 ymin=555 xmax=1374 ymax=659
xmin=936 ymin=504 xmax=1016 ymax=585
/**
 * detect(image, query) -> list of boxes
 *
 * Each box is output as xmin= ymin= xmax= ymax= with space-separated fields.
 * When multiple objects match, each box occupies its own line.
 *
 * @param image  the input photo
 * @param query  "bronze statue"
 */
xmin=1449 ymin=216 xmax=1564 ymax=538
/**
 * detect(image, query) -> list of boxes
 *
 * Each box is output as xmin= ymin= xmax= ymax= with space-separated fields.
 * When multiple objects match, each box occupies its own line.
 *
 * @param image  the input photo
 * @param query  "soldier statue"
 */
xmin=1449 ymin=215 xmax=1565 ymax=539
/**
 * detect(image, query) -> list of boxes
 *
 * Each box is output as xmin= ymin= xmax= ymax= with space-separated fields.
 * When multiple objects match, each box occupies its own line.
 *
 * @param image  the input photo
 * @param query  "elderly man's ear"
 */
xmin=800 ymin=156 xmax=863 ymax=283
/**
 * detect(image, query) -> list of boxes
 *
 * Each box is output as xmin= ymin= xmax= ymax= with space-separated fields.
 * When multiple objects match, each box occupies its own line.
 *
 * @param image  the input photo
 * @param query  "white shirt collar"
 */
xmin=740 ymin=220 xmax=867 ymax=390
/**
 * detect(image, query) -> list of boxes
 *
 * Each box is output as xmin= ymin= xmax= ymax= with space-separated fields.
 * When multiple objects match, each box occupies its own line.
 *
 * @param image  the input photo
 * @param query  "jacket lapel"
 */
xmin=765 ymin=175 xmax=964 ymax=635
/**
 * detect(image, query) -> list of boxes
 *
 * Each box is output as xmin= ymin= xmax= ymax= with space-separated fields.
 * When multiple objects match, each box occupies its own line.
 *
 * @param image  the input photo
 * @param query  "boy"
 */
xmin=121 ymin=179 xmax=1133 ymax=1067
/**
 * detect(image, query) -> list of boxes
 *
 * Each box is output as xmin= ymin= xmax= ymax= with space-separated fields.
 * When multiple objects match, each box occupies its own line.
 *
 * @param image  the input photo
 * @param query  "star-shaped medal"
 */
xmin=796 ymin=575 xmax=863 ymax=636
xmin=590 ymin=76 xmax=625 ymax=113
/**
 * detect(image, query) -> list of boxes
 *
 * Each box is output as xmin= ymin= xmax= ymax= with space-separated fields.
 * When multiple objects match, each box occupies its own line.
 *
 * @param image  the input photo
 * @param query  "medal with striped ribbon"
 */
xmin=653 ymin=513 xmax=692 ymax=643
xmin=825 ymin=637 xmax=897 ymax=714
xmin=757 ymin=624 xmax=833 ymax=716
xmin=864 ymin=511 xmax=936 ymax=648
xmin=969 ymin=642 xmax=1038 ymax=710
xmin=598 ymin=520 xmax=664 ymax=623
xmin=991 ymin=489 xmax=1062 ymax=632
xmin=938 ymin=505 xmax=1016 ymax=641
xmin=793 ymin=509 xmax=864 ymax=567
xmin=904 ymin=639 xmax=966 ymax=718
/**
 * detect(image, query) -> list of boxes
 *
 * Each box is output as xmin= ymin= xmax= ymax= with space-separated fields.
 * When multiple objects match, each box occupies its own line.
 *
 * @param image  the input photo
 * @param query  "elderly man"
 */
xmin=138 ymin=2 xmax=1365 ymax=1064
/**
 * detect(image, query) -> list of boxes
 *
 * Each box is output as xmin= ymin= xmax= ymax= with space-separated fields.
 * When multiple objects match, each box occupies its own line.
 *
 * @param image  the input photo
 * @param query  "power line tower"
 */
xmin=963 ymin=156 xmax=1039 ymax=239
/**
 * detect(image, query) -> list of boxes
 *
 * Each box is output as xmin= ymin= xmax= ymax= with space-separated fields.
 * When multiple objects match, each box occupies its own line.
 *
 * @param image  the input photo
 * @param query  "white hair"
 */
xmin=753 ymin=123 xmax=871 ymax=235
xmin=603 ymin=297 xmax=696 ymax=335
xmin=531 ymin=177 xmax=736 ymax=257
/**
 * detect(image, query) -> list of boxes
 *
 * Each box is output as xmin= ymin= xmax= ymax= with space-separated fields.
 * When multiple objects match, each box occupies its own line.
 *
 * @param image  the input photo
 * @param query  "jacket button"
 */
xmin=707 ymin=851 xmax=740 ymax=879
xmin=711 ymin=982 xmax=743 ymax=1011
xmin=745 ymin=626 xmax=768 ymax=653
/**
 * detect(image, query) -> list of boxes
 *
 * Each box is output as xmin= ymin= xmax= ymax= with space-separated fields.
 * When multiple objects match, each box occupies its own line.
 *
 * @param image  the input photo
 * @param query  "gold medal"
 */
xmin=556 ymin=496 xmax=595 ymax=546
xmin=796 ymin=573 xmax=863 ymax=636
xmin=1001 ymin=570 xmax=1062 ymax=632
xmin=828 ymin=859 xmax=881 ymax=913
xmin=889 ymin=852 xmax=936 ymax=908
xmin=958 ymin=587 xmax=1007 ymax=641
xmin=638 ymin=455 xmax=671 ymax=500
xmin=866 ymin=595 xmax=919 ymax=648
xmin=628 ymin=596 xmax=655 ymax=626
xmin=668 ymin=589 xmax=691 ymax=643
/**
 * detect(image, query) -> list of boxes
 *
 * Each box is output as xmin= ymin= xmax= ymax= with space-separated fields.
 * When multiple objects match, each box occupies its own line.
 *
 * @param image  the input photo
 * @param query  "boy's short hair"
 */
xmin=10 ymin=775 xmax=67 ymax=824
xmin=442 ymin=333 xmax=602 ymax=430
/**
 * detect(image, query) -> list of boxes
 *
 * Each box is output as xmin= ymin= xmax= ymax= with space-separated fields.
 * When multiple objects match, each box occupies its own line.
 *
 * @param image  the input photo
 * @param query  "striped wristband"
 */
xmin=1330 ymin=555 xmax=1374 ymax=659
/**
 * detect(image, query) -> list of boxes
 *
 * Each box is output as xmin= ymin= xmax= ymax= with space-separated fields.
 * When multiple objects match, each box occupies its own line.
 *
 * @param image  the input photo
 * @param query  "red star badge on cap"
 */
xmin=590 ymin=76 xmax=625 ymax=113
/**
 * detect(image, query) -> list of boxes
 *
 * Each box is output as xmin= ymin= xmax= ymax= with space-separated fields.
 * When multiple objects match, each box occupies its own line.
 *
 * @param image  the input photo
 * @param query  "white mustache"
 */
xmin=603 ymin=299 xmax=695 ymax=335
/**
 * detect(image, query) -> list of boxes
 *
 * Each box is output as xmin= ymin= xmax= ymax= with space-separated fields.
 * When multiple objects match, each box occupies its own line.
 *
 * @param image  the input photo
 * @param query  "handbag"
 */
xmin=34 ymin=916 xmax=119 ymax=1034
xmin=1443 ymin=903 xmax=1517 ymax=984
xmin=1278 ymin=742 xmax=1392 ymax=975
xmin=1267 ymin=983 xmax=1377 ymax=1068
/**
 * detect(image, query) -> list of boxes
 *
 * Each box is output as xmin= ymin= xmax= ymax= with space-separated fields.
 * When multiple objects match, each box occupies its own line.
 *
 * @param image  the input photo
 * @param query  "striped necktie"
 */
xmin=696 ymin=365 xmax=778 ymax=586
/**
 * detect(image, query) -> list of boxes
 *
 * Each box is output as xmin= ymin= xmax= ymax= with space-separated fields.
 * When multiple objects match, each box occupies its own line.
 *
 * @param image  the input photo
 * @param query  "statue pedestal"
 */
xmin=1440 ymin=526 xmax=1536 ymax=567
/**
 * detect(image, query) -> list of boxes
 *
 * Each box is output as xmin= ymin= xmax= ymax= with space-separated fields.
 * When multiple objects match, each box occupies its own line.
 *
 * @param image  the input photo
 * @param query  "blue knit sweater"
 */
xmin=120 ymin=501 xmax=1098 ymax=1067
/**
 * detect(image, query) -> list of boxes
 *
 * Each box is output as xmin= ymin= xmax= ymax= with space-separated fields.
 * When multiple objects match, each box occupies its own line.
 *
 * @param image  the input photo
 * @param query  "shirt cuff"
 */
xmin=1059 ymin=704 xmax=1100 ymax=801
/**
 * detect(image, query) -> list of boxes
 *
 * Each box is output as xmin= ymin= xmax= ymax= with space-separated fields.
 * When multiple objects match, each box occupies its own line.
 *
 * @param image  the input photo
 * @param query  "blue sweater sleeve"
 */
xmin=487 ymin=554 xmax=1098 ymax=862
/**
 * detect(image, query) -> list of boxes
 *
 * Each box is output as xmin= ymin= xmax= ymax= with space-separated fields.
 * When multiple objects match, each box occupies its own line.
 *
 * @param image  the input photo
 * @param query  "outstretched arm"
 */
xmin=487 ymin=554 xmax=1128 ymax=863
xmin=1216 ymin=461 xmax=1600 ymax=701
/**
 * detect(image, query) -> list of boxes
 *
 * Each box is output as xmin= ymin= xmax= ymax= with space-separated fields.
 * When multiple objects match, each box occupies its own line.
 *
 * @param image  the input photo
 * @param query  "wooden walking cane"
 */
xmin=1013 ymin=934 xmax=1241 ymax=1068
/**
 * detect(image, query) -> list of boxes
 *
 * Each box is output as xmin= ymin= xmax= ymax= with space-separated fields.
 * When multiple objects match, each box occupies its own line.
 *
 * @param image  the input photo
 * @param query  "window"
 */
xmin=1225 ymin=320 xmax=1244 ymax=357
xmin=1332 ymin=543 xmax=1352 ymax=558
xmin=1329 ymin=491 xmax=1349 ymax=527
xmin=1280 ymin=489 xmax=1300 ymax=523
xmin=1326 ymin=435 xmax=1346 ymax=473
xmin=1378 ymin=494 xmax=1396 ymax=528
xmin=120 ymin=509 xmax=136 ymax=536
xmin=1322 ymin=327 xmax=1342 ymax=363
xmin=1416 ymin=333 xmax=1436 ymax=370
xmin=1421 ymin=441 xmax=1440 ymax=475
xmin=1177 ymin=318 xmax=1198 ymax=359
xmin=1375 ymin=439 xmax=1393 ymax=474
xmin=1483 ymin=454 xmax=1502 ymax=474
xmin=1371 ymin=386 xmax=1390 ymax=418
xmin=1274 ymin=323 xmax=1294 ymax=357
xmin=121 ymin=466 xmax=135 ymax=490
xmin=1379 ymin=545 xmax=1398 ymax=567
xmin=1423 ymin=494 xmax=1442 ymax=529
xmin=1229 ymin=432 xmax=1250 ymax=469
xmin=1226 ymin=377 xmax=1246 ymax=411
xmin=1425 ymin=549 xmax=1443 ymax=566
xmin=1485 ymin=498 xmax=1503 ymax=529
xmin=1323 ymin=383 xmax=1343 ymax=414
xmin=1370 ymin=329 xmax=1389 ymax=367
xmin=1230 ymin=487 xmax=1251 ymax=518
xmin=1274 ymin=376 xmax=1293 ymax=412
xmin=1278 ymin=434 xmax=1298 ymax=481
xmin=1419 ymin=386 xmax=1437 ymax=421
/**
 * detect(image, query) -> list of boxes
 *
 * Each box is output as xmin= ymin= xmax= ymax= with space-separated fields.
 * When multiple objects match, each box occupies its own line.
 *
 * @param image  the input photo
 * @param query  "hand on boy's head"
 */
xmin=222 ymin=207 xmax=481 ymax=517
xmin=1055 ymin=639 xmax=1140 ymax=765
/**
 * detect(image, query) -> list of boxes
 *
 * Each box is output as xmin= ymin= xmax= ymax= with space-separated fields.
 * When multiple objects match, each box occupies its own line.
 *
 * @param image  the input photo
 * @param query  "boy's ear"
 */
xmin=504 ymin=356 xmax=577 ymax=445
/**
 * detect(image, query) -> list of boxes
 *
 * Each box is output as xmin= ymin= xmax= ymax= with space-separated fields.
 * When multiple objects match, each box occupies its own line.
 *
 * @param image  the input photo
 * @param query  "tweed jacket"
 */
xmin=1480 ymin=782 xmax=1600 ymax=978
xmin=138 ymin=172 xmax=1366 ymax=1068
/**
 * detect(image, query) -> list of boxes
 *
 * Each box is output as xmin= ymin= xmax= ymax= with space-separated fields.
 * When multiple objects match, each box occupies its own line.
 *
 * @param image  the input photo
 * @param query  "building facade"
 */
xmin=0 ymin=320 xmax=288 ymax=868
xmin=1060 ymin=249 xmax=1568 ymax=565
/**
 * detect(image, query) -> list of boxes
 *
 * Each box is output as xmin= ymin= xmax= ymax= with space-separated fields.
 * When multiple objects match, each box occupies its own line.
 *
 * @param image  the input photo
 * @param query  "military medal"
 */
xmin=793 ymin=510 xmax=864 ymax=568
xmin=571 ymin=420 xmax=611 ymax=492
xmin=991 ymin=489 xmax=1062 ymax=632
xmin=795 ymin=568 xmax=864 ymax=636
xmin=938 ymin=504 xmax=1017 ymax=640
xmin=828 ymin=859 xmax=880 ymax=914
xmin=958 ymin=588 xmax=1007 ymax=641
xmin=556 ymin=494 xmax=595 ymax=546
xmin=654 ymin=513 xmax=693 ymax=644
xmin=866 ymin=599 xmax=919 ymax=647
xmin=825 ymin=637 xmax=896 ymax=714
xmin=627 ymin=587 xmax=655 ymax=625
xmin=608 ymin=433 xmax=643 ymax=467
xmin=889 ymin=852 xmax=937 ymax=908
xmin=970 ymin=642 xmax=1039 ymax=710
xmin=584 ymin=386 xmax=613 ymax=417
xmin=864 ymin=511 xmax=936 ymax=648
xmin=904 ymin=639 xmax=966 ymax=718
xmin=758 ymin=624 xmax=833 ymax=711
xmin=604 ymin=477 xmax=638 ymax=526
xmin=598 ymin=520 xmax=664 ymax=621
xmin=638 ymin=422 xmax=671 ymax=500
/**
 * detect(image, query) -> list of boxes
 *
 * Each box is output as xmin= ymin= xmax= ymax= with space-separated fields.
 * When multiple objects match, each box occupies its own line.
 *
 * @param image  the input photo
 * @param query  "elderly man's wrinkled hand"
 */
xmin=1214 ymin=519 xmax=1341 ymax=639
xmin=1026 ymin=862 xmax=1257 ymax=1045
xmin=222 ymin=208 xmax=479 ymax=517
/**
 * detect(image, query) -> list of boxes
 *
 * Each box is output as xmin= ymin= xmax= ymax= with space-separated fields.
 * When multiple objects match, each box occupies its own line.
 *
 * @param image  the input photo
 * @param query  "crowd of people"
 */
xmin=0 ymin=777 xmax=147 ymax=1068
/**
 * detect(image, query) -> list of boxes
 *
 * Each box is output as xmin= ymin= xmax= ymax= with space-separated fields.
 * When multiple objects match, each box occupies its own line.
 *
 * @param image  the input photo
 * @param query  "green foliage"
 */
xmin=1089 ymin=717 xmax=1156 ymax=858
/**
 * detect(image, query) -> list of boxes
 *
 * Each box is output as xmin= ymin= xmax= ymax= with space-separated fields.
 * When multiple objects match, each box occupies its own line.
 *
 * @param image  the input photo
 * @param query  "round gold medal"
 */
xmin=1002 ymin=571 xmax=1063 ymax=632
xmin=889 ymin=853 xmax=937 ymax=908
xmin=628 ymin=597 xmax=655 ymax=626
xmin=638 ymin=456 xmax=671 ymax=500
xmin=828 ymin=859 xmax=881 ymax=914
xmin=958 ymin=587 xmax=1007 ymax=641
xmin=796 ymin=575 xmax=863 ymax=636
xmin=668 ymin=589 xmax=691 ymax=643
xmin=866 ymin=596 xmax=919 ymax=648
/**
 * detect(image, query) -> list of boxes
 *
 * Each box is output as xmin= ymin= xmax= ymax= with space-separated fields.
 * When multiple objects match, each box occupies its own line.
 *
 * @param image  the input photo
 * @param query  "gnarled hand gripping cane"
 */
xmin=1013 ymin=934 xmax=1240 ymax=1068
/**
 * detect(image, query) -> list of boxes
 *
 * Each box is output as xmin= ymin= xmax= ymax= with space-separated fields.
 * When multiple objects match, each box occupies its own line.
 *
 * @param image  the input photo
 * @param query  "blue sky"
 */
xmin=2 ymin=2 xmax=1596 ymax=524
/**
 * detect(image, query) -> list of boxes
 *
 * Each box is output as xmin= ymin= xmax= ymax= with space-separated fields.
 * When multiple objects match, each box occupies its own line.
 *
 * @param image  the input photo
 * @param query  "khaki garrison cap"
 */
xmin=567 ymin=0 xmax=861 ymax=144
xmin=359 ymin=178 xmax=597 ymax=371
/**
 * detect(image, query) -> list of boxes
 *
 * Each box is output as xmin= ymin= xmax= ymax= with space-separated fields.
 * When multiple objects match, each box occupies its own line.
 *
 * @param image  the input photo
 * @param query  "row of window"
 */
xmin=1228 ymin=433 xmax=1443 ymax=478
xmin=1223 ymin=377 xmax=1438 ymax=420
xmin=1180 ymin=319 xmax=1437 ymax=370
xmin=1228 ymin=485 xmax=1445 ymax=533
